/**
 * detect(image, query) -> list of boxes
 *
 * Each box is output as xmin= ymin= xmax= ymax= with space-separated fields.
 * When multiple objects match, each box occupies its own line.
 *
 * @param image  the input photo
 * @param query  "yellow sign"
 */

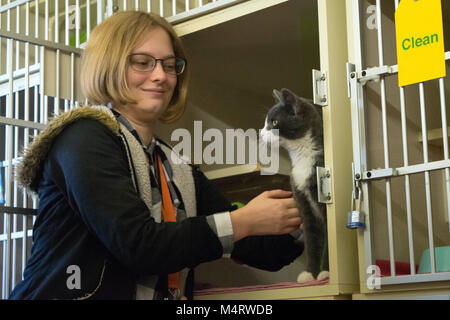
xmin=395 ymin=0 xmax=446 ymax=87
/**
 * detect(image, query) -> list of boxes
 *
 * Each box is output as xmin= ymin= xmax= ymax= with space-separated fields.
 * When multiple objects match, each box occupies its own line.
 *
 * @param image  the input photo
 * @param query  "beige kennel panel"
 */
xmin=0 ymin=0 xmax=247 ymax=300
xmin=346 ymin=0 xmax=450 ymax=298
xmin=181 ymin=0 xmax=359 ymax=300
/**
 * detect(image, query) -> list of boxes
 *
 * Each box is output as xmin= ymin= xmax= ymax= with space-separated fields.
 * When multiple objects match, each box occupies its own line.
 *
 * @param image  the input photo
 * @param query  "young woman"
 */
xmin=9 ymin=11 xmax=303 ymax=300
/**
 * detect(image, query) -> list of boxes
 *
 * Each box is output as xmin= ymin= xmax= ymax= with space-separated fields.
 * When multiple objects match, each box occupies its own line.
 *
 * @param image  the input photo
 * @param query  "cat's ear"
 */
xmin=281 ymin=88 xmax=299 ymax=115
xmin=273 ymin=89 xmax=284 ymax=104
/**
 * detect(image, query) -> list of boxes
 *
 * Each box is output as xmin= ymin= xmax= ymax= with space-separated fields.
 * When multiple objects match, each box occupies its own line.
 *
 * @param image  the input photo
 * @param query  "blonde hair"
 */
xmin=80 ymin=11 xmax=189 ymax=123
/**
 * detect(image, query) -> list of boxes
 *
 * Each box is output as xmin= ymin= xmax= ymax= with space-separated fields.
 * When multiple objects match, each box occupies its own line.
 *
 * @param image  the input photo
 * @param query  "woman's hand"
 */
xmin=230 ymin=190 xmax=302 ymax=242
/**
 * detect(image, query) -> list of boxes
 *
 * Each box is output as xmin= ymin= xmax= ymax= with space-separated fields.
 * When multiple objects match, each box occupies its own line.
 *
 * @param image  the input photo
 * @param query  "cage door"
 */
xmin=347 ymin=0 xmax=450 ymax=289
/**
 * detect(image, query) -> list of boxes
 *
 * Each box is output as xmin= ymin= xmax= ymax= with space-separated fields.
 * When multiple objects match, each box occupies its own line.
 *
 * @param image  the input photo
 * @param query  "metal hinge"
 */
xmin=316 ymin=167 xmax=332 ymax=204
xmin=312 ymin=69 xmax=328 ymax=107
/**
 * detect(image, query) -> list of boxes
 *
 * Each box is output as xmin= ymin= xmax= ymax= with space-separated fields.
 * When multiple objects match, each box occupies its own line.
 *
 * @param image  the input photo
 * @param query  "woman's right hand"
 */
xmin=230 ymin=190 xmax=301 ymax=242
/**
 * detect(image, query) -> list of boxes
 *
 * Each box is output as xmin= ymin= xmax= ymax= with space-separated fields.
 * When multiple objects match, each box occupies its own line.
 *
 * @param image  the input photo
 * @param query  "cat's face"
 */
xmin=260 ymin=89 xmax=319 ymax=149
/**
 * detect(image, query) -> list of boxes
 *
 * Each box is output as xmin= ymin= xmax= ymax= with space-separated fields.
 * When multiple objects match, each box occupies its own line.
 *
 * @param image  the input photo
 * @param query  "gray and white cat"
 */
xmin=260 ymin=88 xmax=329 ymax=282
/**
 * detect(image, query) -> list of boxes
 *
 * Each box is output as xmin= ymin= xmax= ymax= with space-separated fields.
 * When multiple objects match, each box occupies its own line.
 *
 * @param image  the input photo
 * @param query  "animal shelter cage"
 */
xmin=0 ymin=0 xmax=358 ymax=300
xmin=347 ymin=0 xmax=450 ymax=298
xmin=1 ymin=0 xmax=449 ymax=300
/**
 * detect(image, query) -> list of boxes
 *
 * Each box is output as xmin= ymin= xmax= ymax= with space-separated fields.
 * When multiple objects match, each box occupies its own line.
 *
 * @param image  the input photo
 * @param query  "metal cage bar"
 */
xmin=419 ymin=83 xmax=436 ymax=274
xmin=438 ymin=78 xmax=450 ymax=235
xmin=75 ymin=0 xmax=80 ymax=48
xmin=86 ymin=0 xmax=90 ymax=40
xmin=394 ymin=0 xmax=415 ymax=277
xmin=400 ymin=85 xmax=416 ymax=276
xmin=22 ymin=0 xmax=30 ymax=280
xmin=55 ymin=0 xmax=60 ymax=117
xmin=11 ymin=0 xmax=21 ymax=288
xmin=3 ymin=34 xmax=14 ymax=299
xmin=375 ymin=0 xmax=396 ymax=277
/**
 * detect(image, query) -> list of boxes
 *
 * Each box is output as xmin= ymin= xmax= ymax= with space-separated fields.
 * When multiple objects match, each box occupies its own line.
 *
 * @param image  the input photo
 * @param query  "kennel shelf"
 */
xmin=419 ymin=127 xmax=450 ymax=147
xmin=194 ymin=279 xmax=355 ymax=300
xmin=173 ymin=0 xmax=288 ymax=36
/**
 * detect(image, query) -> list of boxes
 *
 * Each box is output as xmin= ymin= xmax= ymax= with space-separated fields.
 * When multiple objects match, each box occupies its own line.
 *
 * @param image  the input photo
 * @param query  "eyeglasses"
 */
xmin=128 ymin=53 xmax=186 ymax=76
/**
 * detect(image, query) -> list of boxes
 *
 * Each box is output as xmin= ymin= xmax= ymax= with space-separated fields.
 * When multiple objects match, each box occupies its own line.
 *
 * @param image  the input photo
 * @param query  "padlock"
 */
xmin=346 ymin=191 xmax=365 ymax=229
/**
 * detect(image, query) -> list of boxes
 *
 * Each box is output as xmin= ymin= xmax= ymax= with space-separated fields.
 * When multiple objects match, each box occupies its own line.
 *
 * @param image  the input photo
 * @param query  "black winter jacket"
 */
xmin=9 ymin=107 xmax=303 ymax=300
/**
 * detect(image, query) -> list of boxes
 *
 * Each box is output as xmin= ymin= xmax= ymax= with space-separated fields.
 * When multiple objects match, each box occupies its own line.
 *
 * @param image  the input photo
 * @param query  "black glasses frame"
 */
xmin=128 ymin=53 xmax=186 ymax=75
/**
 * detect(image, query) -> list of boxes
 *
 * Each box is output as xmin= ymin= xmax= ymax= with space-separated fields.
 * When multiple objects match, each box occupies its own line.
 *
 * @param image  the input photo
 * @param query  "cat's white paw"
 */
xmin=297 ymin=271 xmax=314 ymax=283
xmin=317 ymin=271 xmax=330 ymax=281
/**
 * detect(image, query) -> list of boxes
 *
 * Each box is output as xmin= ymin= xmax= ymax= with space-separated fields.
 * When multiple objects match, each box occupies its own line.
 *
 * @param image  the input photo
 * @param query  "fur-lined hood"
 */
xmin=17 ymin=106 xmax=120 ymax=193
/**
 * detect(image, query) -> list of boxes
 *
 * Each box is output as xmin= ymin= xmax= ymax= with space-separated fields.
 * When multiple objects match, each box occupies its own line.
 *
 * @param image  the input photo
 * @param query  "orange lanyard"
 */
xmin=156 ymin=154 xmax=179 ymax=289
